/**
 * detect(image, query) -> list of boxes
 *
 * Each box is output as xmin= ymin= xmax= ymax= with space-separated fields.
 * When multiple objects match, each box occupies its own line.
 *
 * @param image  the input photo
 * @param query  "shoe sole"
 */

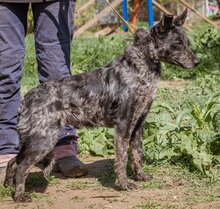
xmin=62 ymin=167 xmax=88 ymax=178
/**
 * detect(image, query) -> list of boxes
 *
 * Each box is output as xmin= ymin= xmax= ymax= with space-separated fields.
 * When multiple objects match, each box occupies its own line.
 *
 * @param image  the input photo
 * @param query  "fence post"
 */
xmin=147 ymin=0 xmax=154 ymax=28
xmin=122 ymin=0 xmax=128 ymax=31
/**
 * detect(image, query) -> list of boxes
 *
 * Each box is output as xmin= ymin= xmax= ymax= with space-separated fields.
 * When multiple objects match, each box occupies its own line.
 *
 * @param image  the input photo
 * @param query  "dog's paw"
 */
xmin=127 ymin=182 xmax=137 ymax=190
xmin=118 ymin=181 xmax=137 ymax=191
xmin=135 ymin=173 xmax=153 ymax=182
xmin=13 ymin=194 xmax=32 ymax=203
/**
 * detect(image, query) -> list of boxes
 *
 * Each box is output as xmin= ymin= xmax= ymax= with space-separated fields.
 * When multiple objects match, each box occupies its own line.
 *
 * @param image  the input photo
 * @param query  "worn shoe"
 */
xmin=53 ymin=156 xmax=88 ymax=178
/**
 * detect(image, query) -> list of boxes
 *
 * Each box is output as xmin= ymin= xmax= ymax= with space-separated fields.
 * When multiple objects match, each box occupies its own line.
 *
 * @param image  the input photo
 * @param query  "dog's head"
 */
xmin=134 ymin=9 xmax=200 ymax=69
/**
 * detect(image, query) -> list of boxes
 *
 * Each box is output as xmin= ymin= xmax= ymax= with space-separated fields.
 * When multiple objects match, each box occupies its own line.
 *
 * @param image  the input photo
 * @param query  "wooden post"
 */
xmin=176 ymin=0 xmax=218 ymax=28
xmin=76 ymin=0 xmax=96 ymax=16
xmin=153 ymin=0 xmax=172 ymax=15
xmin=75 ymin=0 xmax=123 ymax=37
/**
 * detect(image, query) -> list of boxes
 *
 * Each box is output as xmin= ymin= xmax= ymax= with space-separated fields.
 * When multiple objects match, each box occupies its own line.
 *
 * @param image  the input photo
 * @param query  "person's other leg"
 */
xmin=32 ymin=0 xmax=87 ymax=177
xmin=0 ymin=3 xmax=29 ymax=183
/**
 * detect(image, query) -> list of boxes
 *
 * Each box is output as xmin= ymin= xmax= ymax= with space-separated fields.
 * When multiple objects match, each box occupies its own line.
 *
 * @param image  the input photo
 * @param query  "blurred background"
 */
xmin=27 ymin=0 xmax=220 ymax=34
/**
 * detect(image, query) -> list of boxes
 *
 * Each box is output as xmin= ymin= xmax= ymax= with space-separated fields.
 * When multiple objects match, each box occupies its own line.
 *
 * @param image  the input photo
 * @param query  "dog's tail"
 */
xmin=17 ymin=100 xmax=31 ymax=145
xmin=17 ymin=87 xmax=40 ymax=144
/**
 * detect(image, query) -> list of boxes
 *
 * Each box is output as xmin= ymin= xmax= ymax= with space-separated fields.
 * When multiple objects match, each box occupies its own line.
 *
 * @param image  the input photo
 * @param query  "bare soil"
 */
xmin=160 ymin=80 xmax=191 ymax=89
xmin=0 ymin=156 xmax=219 ymax=209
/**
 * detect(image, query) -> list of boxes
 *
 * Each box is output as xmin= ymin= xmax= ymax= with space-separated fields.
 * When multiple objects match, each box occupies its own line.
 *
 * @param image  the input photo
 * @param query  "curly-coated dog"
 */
xmin=4 ymin=10 xmax=199 ymax=202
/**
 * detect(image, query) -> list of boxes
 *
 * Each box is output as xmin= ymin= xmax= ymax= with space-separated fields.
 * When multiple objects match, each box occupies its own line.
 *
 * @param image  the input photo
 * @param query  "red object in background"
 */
xmin=132 ymin=0 xmax=140 ymax=27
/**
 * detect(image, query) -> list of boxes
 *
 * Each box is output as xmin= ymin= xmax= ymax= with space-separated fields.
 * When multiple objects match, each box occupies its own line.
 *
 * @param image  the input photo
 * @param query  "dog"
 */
xmin=4 ymin=9 xmax=199 ymax=202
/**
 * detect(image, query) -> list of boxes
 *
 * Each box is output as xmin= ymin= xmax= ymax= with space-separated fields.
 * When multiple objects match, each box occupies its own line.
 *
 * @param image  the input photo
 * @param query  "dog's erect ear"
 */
xmin=161 ymin=14 xmax=174 ymax=30
xmin=134 ymin=28 xmax=149 ymax=40
xmin=151 ymin=14 xmax=174 ymax=34
xmin=174 ymin=9 xmax=188 ymax=26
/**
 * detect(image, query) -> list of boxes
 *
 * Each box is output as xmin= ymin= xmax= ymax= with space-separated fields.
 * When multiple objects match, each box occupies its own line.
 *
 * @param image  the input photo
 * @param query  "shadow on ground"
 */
xmin=85 ymin=158 xmax=117 ymax=189
xmin=25 ymin=171 xmax=48 ymax=193
xmin=25 ymin=158 xmax=118 ymax=194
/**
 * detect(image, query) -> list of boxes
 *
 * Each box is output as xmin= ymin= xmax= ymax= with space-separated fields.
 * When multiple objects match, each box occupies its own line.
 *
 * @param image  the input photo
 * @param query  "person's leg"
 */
xmin=32 ymin=0 xmax=87 ymax=177
xmin=32 ymin=0 xmax=75 ymax=82
xmin=0 ymin=3 xmax=29 ymax=183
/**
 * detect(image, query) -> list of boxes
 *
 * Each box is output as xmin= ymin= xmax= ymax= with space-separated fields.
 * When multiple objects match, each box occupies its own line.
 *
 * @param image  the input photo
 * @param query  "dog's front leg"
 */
xmin=130 ymin=124 xmax=152 ymax=182
xmin=114 ymin=126 xmax=135 ymax=190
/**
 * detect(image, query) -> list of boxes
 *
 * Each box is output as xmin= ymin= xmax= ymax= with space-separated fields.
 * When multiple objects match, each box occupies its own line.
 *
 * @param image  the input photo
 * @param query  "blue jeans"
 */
xmin=0 ymin=0 xmax=76 ymax=154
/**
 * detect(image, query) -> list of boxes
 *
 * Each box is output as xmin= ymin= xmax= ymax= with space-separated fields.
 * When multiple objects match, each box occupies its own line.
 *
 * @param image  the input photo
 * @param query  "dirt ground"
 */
xmin=159 ymin=80 xmax=191 ymax=89
xmin=0 ymin=155 xmax=220 ymax=209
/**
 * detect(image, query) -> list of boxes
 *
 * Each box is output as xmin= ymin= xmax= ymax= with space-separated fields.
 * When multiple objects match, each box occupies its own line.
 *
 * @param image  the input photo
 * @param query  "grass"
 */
xmin=0 ymin=185 xmax=14 ymax=201
xmin=67 ymin=180 xmax=98 ymax=190
xmin=137 ymin=200 xmax=162 ymax=209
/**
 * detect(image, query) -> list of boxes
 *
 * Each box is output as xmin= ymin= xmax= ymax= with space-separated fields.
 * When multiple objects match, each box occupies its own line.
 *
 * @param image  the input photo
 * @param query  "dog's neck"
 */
xmin=124 ymin=44 xmax=161 ymax=76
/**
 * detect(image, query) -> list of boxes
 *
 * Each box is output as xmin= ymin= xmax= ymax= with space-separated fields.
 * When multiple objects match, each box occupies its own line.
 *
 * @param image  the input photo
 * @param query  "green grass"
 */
xmin=137 ymin=200 xmax=162 ymax=209
xmin=0 ymin=185 xmax=14 ymax=201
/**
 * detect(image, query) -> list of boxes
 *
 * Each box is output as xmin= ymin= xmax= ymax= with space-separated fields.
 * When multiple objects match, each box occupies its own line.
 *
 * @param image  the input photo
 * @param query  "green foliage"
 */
xmin=27 ymin=5 xmax=34 ymax=33
xmin=143 ymin=93 xmax=220 ymax=180
xmin=71 ymin=35 xmax=125 ymax=74
xmin=78 ymin=128 xmax=114 ymax=156
xmin=0 ymin=186 xmax=14 ymax=201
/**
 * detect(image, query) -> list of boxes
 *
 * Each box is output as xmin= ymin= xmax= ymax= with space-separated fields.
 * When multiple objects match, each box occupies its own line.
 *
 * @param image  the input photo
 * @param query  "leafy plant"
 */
xmin=78 ymin=128 xmax=114 ymax=156
xmin=143 ymin=93 xmax=220 ymax=180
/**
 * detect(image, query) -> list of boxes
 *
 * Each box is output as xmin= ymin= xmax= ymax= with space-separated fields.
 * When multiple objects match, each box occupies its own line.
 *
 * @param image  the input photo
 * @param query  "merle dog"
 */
xmin=4 ymin=9 xmax=199 ymax=202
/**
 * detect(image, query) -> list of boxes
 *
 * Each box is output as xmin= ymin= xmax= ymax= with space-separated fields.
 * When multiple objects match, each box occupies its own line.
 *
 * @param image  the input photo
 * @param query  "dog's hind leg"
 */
xmin=13 ymin=135 xmax=59 ymax=202
xmin=42 ymin=152 xmax=55 ymax=180
xmin=4 ymin=141 xmax=32 ymax=188
xmin=13 ymin=156 xmax=39 ymax=202
xmin=4 ymin=156 xmax=17 ymax=187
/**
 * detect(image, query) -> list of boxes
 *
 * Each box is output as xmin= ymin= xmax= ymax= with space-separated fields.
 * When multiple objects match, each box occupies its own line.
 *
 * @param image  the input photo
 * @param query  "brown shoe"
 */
xmin=53 ymin=156 xmax=88 ymax=178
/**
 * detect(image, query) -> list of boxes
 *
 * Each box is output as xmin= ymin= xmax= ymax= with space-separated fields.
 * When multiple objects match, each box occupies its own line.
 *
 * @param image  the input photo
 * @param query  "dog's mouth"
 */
xmin=171 ymin=59 xmax=199 ymax=69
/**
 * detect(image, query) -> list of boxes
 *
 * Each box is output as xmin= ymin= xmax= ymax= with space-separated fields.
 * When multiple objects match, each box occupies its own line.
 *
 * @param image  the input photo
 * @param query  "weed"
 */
xmin=136 ymin=200 xmax=162 ymax=209
xmin=71 ymin=195 xmax=85 ymax=202
xmin=67 ymin=180 xmax=97 ymax=190
xmin=0 ymin=185 xmax=14 ymax=201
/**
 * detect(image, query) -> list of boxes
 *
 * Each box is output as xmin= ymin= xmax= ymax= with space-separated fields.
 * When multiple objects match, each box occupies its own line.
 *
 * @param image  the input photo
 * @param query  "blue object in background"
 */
xmin=122 ymin=0 xmax=128 ymax=32
xmin=147 ymin=0 xmax=154 ymax=28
